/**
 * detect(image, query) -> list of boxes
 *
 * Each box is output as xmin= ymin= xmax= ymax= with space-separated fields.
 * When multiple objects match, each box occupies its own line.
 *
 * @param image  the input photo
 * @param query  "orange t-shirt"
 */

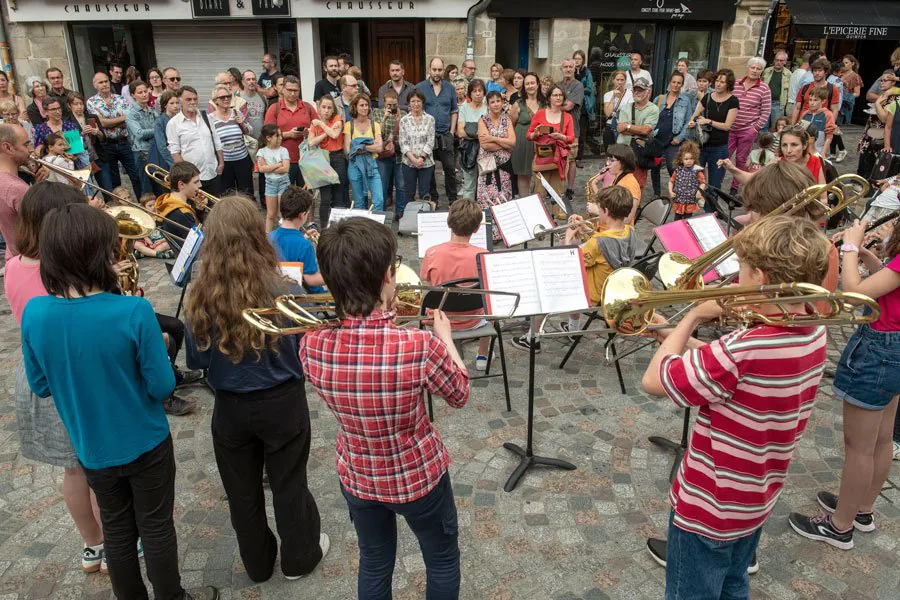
xmin=311 ymin=115 xmax=344 ymax=153
xmin=419 ymin=241 xmax=485 ymax=330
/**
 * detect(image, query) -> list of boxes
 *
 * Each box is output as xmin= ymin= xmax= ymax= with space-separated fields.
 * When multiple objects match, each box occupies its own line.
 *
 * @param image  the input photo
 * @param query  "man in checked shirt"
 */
xmin=298 ymin=217 xmax=469 ymax=599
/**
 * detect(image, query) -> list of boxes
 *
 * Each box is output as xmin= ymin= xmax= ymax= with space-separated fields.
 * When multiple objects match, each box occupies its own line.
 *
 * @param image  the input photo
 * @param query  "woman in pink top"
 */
xmin=789 ymin=217 xmax=900 ymax=550
xmin=4 ymin=182 xmax=107 ymax=573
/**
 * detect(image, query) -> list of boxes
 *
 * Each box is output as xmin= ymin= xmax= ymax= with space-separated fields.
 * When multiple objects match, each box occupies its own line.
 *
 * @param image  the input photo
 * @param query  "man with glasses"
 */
xmin=461 ymin=60 xmax=477 ymax=83
xmin=763 ymin=51 xmax=792 ymax=130
xmin=336 ymin=74 xmax=359 ymax=121
xmin=417 ymin=56 xmax=458 ymax=206
xmin=87 ymin=71 xmax=143 ymax=198
xmin=166 ymin=86 xmax=224 ymax=196
xmin=616 ymin=76 xmax=659 ymax=190
xmin=377 ymin=60 xmax=414 ymax=111
xmin=46 ymin=67 xmax=76 ymax=120
xmin=314 ymin=56 xmax=341 ymax=102
xmin=264 ymin=75 xmax=316 ymax=186
xmin=162 ymin=67 xmax=182 ymax=92
xmin=259 ymin=54 xmax=282 ymax=106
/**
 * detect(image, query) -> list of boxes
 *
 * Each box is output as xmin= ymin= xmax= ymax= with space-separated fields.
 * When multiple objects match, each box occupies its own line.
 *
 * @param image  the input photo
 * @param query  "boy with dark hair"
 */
xmin=268 ymin=185 xmax=325 ymax=293
xmin=801 ymin=86 xmax=836 ymax=155
xmin=298 ymin=217 xmax=469 ymax=599
xmin=641 ymin=215 xmax=831 ymax=599
xmin=153 ymin=161 xmax=204 ymax=247
xmin=420 ymin=198 xmax=491 ymax=370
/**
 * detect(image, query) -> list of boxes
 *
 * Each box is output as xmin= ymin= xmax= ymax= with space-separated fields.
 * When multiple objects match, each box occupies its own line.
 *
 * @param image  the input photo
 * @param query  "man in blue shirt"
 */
xmin=268 ymin=186 xmax=326 ymax=293
xmin=417 ymin=57 xmax=458 ymax=206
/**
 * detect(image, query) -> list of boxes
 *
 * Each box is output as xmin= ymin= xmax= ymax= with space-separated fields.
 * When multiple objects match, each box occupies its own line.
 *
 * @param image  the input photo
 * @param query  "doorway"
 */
xmin=365 ymin=21 xmax=425 ymax=91
xmin=495 ymin=18 xmax=529 ymax=70
xmin=68 ymin=22 xmax=155 ymax=94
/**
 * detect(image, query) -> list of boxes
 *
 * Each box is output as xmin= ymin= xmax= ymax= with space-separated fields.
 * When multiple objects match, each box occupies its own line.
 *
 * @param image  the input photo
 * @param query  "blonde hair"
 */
xmin=112 ymin=186 xmax=135 ymax=203
xmin=209 ymin=84 xmax=230 ymax=101
xmin=732 ymin=215 xmax=830 ymax=285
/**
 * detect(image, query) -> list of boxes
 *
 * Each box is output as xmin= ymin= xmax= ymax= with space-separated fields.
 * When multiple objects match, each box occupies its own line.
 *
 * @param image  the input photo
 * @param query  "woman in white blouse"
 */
xmin=399 ymin=89 xmax=436 ymax=206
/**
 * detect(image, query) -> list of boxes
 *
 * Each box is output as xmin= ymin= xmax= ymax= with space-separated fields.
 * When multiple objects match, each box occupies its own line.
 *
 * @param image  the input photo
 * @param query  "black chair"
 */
xmin=557 ymin=252 xmax=662 ymax=394
xmin=419 ymin=277 xmax=512 ymax=422
xmin=635 ymin=196 xmax=672 ymax=259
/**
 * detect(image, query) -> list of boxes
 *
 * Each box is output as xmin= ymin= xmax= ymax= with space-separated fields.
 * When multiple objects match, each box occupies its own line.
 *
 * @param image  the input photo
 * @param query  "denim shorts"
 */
xmin=265 ymin=176 xmax=290 ymax=197
xmin=833 ymin=325 xmax=900 ymax=410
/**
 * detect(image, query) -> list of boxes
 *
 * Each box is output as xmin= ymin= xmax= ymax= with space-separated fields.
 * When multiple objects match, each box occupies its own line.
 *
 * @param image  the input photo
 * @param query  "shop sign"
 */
xmin=295 ymin=0 xmax=472 ymax=18
xmin=795 ymin=24 xmax=900 ymax=40
xmin=489 ymin=0 xmax=736 ymax=22
xmin=6 ymin=0 xmax=193 ymax=21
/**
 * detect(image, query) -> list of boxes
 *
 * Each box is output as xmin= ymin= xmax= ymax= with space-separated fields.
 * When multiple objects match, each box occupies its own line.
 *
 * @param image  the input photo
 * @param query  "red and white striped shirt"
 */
xmin=298 ymin=310 xmax=469 ymax=503
xmin=660 ymin=325 xmax=827 ymax=541
xmin=732 ymin=77 xmax=772 ymax=133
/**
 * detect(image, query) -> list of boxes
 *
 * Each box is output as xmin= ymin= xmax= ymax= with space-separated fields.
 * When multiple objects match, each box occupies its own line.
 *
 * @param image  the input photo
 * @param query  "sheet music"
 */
xmin=490 ymin=202 xmax=530 ymax=247
xmin=480 ymin=252 xmax=541 ymax=317
xmin=687 ymin=215 xmax=739 ymax=277
xmin=170 ymin=227 xmax=204 ymax=286
xmin=532 ymin=248 xmax=591 ymax=314
xmin=279 ymin=262 xmax=304 ymax=286
xmin=416 ymin=213 xmax=489 ymax=258
xmin=328 ymin=208 xmax=387 ymax=227
xmin=516 ymin=194 xmax=555 ymax=237
xmin=536 ymin=174 xmax=569 ymax=215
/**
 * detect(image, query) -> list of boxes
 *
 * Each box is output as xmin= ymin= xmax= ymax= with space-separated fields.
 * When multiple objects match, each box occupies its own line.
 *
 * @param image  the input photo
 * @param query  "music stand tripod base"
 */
xmin=649 ymin=406 xmax=691 ymax=483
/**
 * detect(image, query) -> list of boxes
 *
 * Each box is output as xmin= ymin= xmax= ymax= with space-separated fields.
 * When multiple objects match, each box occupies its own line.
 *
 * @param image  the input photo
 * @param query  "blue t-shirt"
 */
xmin=268 ymin=227 xmax=325 ymax=294
xmin=416 ymin=79 xmax=458 ymax=134
xmin=21 ymin=293 xmax=174 ymax=470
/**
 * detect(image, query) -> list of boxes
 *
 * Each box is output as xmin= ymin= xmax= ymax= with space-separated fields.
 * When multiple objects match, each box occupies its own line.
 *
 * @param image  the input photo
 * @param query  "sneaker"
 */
xmin=559 ymin=321 xmax=579 ymax=342
xmin=816 ymin=491 xmax=875 ymax=532
xmin=511 ymin=335 xmax=541 ymax=353
xmin=285 ymin=533 xmax=330 ymax=580
xmin=163 ymin=394 xmax=195 ymax=416
xmin=646 ymin=538 xmax=759 ymax=574
xmin=893 ymin=440 xmax=900 ymax=461
xmin=137 ymin=538 xmax=144 ymax=559
xmin=564 ymin=189 xmax=575 ymax=201
xmin=475 ymin=354 xmax=489 ymax=371
xmin=185 ymin=586 xmax=220 ymax=600
xmin=82 ymin=546 xmax=103 ymax=573
xmin=175 ymin=368 xmax=204 ymax=387
xmin=576 ymin=159 xmax=585 ymax=169
xmin=788 ymin=512 xmax=854 ymax=550
xmin=835 ymin=150 xmax=848 ymax=163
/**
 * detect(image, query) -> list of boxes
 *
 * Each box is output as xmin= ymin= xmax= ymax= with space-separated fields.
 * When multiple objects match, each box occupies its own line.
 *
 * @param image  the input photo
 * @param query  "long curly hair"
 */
xmin=185 ymin=195 xmax=287 ymax=363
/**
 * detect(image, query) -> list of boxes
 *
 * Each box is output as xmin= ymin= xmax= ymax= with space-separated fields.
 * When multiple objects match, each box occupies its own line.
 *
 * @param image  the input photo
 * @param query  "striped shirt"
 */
xmin=660 ymin=324 xmax=827 ymax=541
xmin=731 ymin=77 xmax=771 ymax=133
xmin=298 ymin=310 xmax=469 ymax=503
xmin=208 ymin=110 xmax=249 ymax=162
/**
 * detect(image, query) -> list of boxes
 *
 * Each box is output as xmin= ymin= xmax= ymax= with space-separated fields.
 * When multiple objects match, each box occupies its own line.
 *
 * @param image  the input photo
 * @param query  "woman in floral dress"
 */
xmin=477 ymin=91 xmax=516 ymax=240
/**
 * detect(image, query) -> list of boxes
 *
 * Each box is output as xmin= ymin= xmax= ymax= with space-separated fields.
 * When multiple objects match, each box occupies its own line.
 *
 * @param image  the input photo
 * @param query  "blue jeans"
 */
xmin=403 ymin=164 xmax=435 ymax=204
xmin=341 ymin=473 xmax=460 ymax=600
xmin=839 ymin=96 xmax=856 ymax=125
xmin=96 ymin=140 xmax=142 ymax=199
xmin=699 ymin=143 xmax=729 ymax=213
xmin=833 ymin=325 xmax=900 ymax=410
xmin=665 ymin=511 xmax=761 ymax=600
xmin=767 ymin=100 xmax=785 ymax=130
xmin=348 ymin=160 xmax=384 ymax=211
xmin=378 ymin=158 xmax=406 ymax=217
xmin=133 ymin=151 xmax=151 ymax=197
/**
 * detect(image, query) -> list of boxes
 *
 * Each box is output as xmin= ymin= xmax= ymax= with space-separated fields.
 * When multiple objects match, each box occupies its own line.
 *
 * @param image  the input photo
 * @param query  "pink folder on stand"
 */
xmin=654 ymin=214 xmax=739 ymax=283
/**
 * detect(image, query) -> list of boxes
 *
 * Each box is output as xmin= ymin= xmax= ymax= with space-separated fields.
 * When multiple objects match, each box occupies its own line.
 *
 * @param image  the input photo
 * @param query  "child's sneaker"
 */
xmin=815 ymin=491 xmax=875 ymax=532
xmin=475 ymin=355 xmax=489 ymax=372
xmin=82 ymin=545 xmax=103 ymax=573
xmin=788 ymin=512 xmax=854 ymax=550
xmin=511 ymin=335 xmax=541 ymax=353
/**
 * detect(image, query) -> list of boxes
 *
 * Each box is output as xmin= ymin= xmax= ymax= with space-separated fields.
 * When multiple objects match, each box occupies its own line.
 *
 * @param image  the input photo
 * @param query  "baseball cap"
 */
xmin=632 ymin=77 xmax=651 ymax=90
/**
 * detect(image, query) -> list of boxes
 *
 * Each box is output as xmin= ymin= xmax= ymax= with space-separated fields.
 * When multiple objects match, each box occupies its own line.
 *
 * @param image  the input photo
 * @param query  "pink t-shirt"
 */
xmin=871 ymin=255 xmax=900 ymax=332
xmin=0 ymin=172 xmax=29 ymax=262
xmin=419 ymin=241 xmax=485 ymax=330
xmin=3 ymin=256 xmax=46 ymax=325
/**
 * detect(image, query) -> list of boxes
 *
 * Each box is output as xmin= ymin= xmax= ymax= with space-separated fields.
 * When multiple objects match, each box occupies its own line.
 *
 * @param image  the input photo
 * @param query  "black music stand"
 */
xmin=649 ymin=409 xmax=691 ymax=483
xmin=503 ymin=328 xmax=577 ymax=492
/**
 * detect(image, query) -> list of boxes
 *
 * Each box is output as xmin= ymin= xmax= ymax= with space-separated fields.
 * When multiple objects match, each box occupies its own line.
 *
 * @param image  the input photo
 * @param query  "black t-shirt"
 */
xmin=700 ymin=93 xmax=740 ymax=147
xmin=313 ymin=78 xmax=339 ymax=101
xmin=258 ymin=70 xmax=282 ymax=93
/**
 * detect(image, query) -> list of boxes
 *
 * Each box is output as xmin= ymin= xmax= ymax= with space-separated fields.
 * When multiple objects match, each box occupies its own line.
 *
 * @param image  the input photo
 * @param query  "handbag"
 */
xmin=477 ymin=152 xmax=497 ymax=174
xmin=629 ymin=103 xmax=664 ymax=169
xmin=297 ymin=141 xmax=339 ymax=189
xmin=377 ymin=138 xmax=395 ymax=161
xmin=243 ymin=134 xmax=259 ymax=162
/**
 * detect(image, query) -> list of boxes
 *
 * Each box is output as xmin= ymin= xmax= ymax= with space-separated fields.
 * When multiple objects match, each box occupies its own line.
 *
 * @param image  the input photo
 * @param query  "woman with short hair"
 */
xmin=25 ymin=76 xmax=50 ymax=126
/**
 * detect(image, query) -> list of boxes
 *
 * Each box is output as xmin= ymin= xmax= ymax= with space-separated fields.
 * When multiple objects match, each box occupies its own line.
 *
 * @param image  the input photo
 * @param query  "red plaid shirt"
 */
xmin=298 ymin=310 xmax=469 ymax=503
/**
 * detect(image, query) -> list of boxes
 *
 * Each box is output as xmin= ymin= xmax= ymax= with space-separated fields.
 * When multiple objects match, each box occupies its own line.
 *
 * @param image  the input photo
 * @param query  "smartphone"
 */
xmin=87 ymin=116 xmax=99 ymax=129
xmin=295 ymin=126 xmax=306 ymax=133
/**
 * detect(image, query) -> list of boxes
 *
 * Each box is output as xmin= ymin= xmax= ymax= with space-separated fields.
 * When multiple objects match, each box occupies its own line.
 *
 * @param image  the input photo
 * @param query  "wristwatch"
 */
xmin=840 ymin=243 xmax=859 ymax=254
xmin=626 ymin=124 xmax=631 ymax=132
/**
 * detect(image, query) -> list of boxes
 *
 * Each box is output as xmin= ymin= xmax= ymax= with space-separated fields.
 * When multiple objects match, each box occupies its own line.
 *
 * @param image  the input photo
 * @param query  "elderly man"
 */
xmin=87 ymin=71 xmax=143 ymax=197
xmin=207 ymin=72 xmax=247 ymax=114
xmin=729 ymin=57 xmax=771 ymax=192
xmin=0 ymin=124 xmax=48 ymax=261
xmin=314 ymin=56 xmax=341 ymax=102
xmin=167 ymin=85 xmax=224 ymax=196
xmin=258 ymin=53 xmax=282 ymax=105
xmin=763 ymin=51 xmax=792 ymax=129
xmin=559 ymin=59 xmax=585 ymax=201
xmin=417 ymin=56 xmax=458 ymax=207
xmin=461 ymin=59 xmax=477 ymax=83
xmin=162 ymin=67 xmax=182 ymax=92
xmin=377 ymin=60 xmax=414 ymax=110
xmin=46 ymin=67 xmax=75 ymax=119
xmin=617 ymin=77 xmax=659 ymax=195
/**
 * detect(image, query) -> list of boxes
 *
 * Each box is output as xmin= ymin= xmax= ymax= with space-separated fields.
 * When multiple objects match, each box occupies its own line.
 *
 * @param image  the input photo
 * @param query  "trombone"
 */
xmin=658 ymin=174 xmax=871 ymax=290
xmin=145 ymin=163 xmax=220 ymax=208
xmin=533 ymin=216 xmax=601 ymax=242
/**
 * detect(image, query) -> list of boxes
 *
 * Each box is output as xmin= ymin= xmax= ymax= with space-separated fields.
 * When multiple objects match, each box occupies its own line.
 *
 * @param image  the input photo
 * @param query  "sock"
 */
xmin=526 ymin=329 xmax=535 ymax=342
xmin=88 ymin=542 xmax=103 ymax=552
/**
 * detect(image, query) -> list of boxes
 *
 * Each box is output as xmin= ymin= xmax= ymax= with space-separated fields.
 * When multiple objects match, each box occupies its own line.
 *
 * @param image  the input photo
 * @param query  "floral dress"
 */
xmin=476 ymin=112 xmax=513 ymax=240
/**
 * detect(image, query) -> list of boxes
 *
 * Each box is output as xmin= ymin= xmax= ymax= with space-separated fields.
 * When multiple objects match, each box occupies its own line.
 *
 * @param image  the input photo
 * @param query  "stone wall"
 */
xmin=6 ymin=20 xmax=69 ymax=95
xmin=424 ymin=16 xmax=495 ymax=75
xmin=529 ymin=19 xmax=589 ymax=78
xmin=718 ymin=0 xmax=770 ymax=73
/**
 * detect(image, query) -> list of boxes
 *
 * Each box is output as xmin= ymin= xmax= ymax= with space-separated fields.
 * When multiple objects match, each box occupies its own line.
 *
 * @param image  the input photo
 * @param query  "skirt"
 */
xmin=15 ymin=359 xmax=79 ymax=468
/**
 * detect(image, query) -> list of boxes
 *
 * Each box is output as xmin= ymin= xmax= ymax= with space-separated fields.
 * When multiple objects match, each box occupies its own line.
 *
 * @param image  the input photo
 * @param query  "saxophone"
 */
xmin=585 ymin=165 xmax=610 ymax=205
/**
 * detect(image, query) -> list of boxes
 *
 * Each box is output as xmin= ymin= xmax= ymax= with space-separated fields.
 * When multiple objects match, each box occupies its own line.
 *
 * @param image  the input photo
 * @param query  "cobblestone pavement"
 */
xmin=1 ymin=127 xmax=898 ymax=599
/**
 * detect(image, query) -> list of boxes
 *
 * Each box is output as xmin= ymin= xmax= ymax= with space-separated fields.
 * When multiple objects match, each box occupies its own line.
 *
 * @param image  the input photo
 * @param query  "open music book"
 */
xmin=416 ymin=212 xmax=490 ymax=258
xmin=655 ymin=214 xmax=739 ymax=282
xmin=328 ymin=208 xmax=388 ymax=227
xmin=477 ymin=247 xmax=591 ymax=318
xmin=279 ymin=262 xmax=304 ymax=286
xmin=489 ymin=194 xmax=555 ymax=248
xmin=169 ymin=226 xmax=204 ymax=286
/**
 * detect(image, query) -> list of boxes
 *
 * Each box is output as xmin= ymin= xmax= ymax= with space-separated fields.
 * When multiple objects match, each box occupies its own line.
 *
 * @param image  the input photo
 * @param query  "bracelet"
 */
xmin=840 ymin=243 xmax=859 ymax=254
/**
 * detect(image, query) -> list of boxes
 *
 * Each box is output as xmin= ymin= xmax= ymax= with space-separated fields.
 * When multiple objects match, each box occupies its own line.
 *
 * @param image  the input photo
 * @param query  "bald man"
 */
xmin=86 ymin=71 xmax=142 ymax=198
xmin=0 ymin=124 xmax=49 ymax=260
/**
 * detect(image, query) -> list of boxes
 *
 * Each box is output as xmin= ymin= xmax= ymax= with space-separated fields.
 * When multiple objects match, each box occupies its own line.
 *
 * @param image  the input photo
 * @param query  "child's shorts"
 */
xmin=833 ymin=325 xmax=900 ymax=410
xmin=265 ymin=176 xmax=290 ymax=197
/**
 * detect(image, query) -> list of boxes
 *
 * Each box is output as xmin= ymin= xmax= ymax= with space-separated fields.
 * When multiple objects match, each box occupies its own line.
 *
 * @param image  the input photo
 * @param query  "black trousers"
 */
xmin=155 ymin=313 xmax=184 ymax=364
xmin=429 ymin=133 xmax=458 ymax=206
xmin=220 ymin=155 xmax=255 ymax=199
xmin=319 ymin=151 xmax=350 ymax=224
xmin=83 ymin=436 xmax=184 ymax=600
xmin=212 ymin=378 xmax=322 ymax=581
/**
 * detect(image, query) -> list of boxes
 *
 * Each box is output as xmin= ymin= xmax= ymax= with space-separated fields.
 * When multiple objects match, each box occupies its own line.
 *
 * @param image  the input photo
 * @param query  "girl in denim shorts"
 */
xmin=789 ymin=217 xmax=900 ymax=550
xmin=257 ymin=124 xmax=291 ymax=232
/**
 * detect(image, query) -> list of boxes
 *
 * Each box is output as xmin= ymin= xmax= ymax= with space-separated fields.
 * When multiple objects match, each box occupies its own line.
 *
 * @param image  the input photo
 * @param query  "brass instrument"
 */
xmin=585 ymin=166 xmax=608 ymax=205
xmin=658 ymin=174 xmax=871 ymax=290
xmin=533 ymin=216 xmax=600 ymax=242
xmin=145 ymin=163 xmax=220 ymax=208
xmin=600 ymin=267 xmax=880 ymax=336
xmin=107 ymin=205 xmax=156 ymax=295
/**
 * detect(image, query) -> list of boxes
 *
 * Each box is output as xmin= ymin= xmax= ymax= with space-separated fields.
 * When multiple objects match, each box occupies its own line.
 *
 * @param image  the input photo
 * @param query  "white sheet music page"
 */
xmin=687 ymin=215 xmax=739 ymax=277
xmin=416 ymin=213 xmax=489 ymax=258
xmin=490 ymin=201 xmax=530 ymax=247
xmin=328 ymin=208 xmax=387 ymax=227
xmin=532 ymin=248 xmax=591 ymax=314
xmin=536 ymin=174 xmax=569 ymax=215
xmin=170 ymin=227 xmax=203 ymax=285
xmin=516 ymin=194 xmax=555 ymax=239
xmin=479 ymin=252 xmax=541 ymax=317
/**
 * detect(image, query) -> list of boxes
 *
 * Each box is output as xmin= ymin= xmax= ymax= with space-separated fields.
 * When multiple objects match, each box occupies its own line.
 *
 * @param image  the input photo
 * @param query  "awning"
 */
xmin=488 ymin=0 xmax=737 ymax=22
xmin=788 ymin=0 xmax=900 ymax=40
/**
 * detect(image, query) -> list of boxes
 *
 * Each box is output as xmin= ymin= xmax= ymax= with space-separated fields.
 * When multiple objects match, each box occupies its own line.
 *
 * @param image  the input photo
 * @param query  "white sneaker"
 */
xmin=475 ymin=355 xmax=489 ymax=372
xmin=893 ymin=440 xmax=900 ymax=461
xmin=835 ymin=150 xmax=847 ymax=163
xmin=82 ymin=546 xmax=103 ymax=573
xmin=285 ymin=533 xmax=330 ymax=580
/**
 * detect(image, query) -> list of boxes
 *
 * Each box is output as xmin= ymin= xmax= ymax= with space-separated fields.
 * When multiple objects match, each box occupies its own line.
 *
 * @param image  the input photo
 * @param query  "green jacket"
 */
xmin=762 ymin=66 xmax=792 ymax=107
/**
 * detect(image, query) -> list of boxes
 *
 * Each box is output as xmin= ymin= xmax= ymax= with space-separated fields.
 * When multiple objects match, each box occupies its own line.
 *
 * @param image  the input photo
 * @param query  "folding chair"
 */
xmin=635 ymin=196 xmax=671 ymax=259
xmin=419 ymin=277 xmax=512 ymax=422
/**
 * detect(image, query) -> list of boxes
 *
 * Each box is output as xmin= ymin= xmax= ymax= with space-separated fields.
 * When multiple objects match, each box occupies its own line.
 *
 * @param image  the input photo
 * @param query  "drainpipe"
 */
xmin=0 ymin=5 xmax=16 ymax=94
xmin=466 ymin=0 xmax=493 ymax=61
xmin=756 ymin=0 xmax=780 ymax=58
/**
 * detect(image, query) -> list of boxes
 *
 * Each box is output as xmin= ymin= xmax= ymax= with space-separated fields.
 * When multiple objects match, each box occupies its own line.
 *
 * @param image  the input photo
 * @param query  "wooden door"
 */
xmin=365 ymin=21 xmax=424 ymax=92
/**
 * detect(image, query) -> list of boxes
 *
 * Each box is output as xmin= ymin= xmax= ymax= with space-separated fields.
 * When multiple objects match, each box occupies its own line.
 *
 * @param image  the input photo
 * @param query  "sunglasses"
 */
xmin=215 ymin=95 xmax=231 ymax=101
xmin=167 ymin=76 xmax=182 ymax=82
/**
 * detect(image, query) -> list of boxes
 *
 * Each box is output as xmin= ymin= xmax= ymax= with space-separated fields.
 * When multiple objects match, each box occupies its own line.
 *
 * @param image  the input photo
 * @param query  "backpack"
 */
xmin=398 ymin=200 xmax=434 ymax=236
xmin=799 ymin=82 xmax=835 ymax=112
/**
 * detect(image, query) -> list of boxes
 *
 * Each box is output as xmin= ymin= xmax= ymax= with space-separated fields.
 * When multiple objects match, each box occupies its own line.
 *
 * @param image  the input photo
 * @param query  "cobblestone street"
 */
xmin=1 ymin=128 xmax=899 ymax=599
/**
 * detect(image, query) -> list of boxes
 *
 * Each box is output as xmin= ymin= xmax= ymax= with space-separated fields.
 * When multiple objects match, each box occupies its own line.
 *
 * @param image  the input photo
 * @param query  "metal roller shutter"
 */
xmin=152 ymin=21 xmax=265 ymax=104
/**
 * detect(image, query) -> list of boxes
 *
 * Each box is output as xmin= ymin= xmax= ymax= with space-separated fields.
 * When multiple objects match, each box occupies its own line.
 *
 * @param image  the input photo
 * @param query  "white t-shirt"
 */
xmin=625 ymin=70 xmax=653 ymax=91
xmin=257 ymin=146 xmax=290 ymax=183
xmin=603 ymin=89 xmax=634 ymax=117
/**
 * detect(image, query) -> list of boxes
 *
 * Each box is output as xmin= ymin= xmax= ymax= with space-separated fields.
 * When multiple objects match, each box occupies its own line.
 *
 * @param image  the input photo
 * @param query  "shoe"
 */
xmin=835 ymin=150 xmax=847 ymax=163
xmin=788 ymin=512 xmax=854 ymax=550
xmin=285 ymin=534 xmax=330 ymax=580
xmin=175 ymin=368 xmax=204 ymax=387
xmin=137 ymin=538 xmax=144 ymax=559
xmin=559 ymin=321 xmax=578 ymax=342
xmin=82 ymin=545 xmax=103 ymax=573
xmin=163 ymin=394 xmax=195 ymax=416
xmin=475 ymin=355 xmax=489 ymax=371
xmin=100 ymin=549 xmax=107 ymax=575
xmin=647 ymin=538 xmax=758 ymax=574
xmin=564 ymin=189 xmax=575 ymax=201
xmin=893 ymin=440 xmax=900 ymax=461
xmin=511 ymin=335 xmax=541 ymax=353
xmin=185 ymin=586 xmax=219 ymax=600
xmin=576 ymin=159 xmax=585 ymax=169
xmin=816 ymin=491 xmax=875 ymax=532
